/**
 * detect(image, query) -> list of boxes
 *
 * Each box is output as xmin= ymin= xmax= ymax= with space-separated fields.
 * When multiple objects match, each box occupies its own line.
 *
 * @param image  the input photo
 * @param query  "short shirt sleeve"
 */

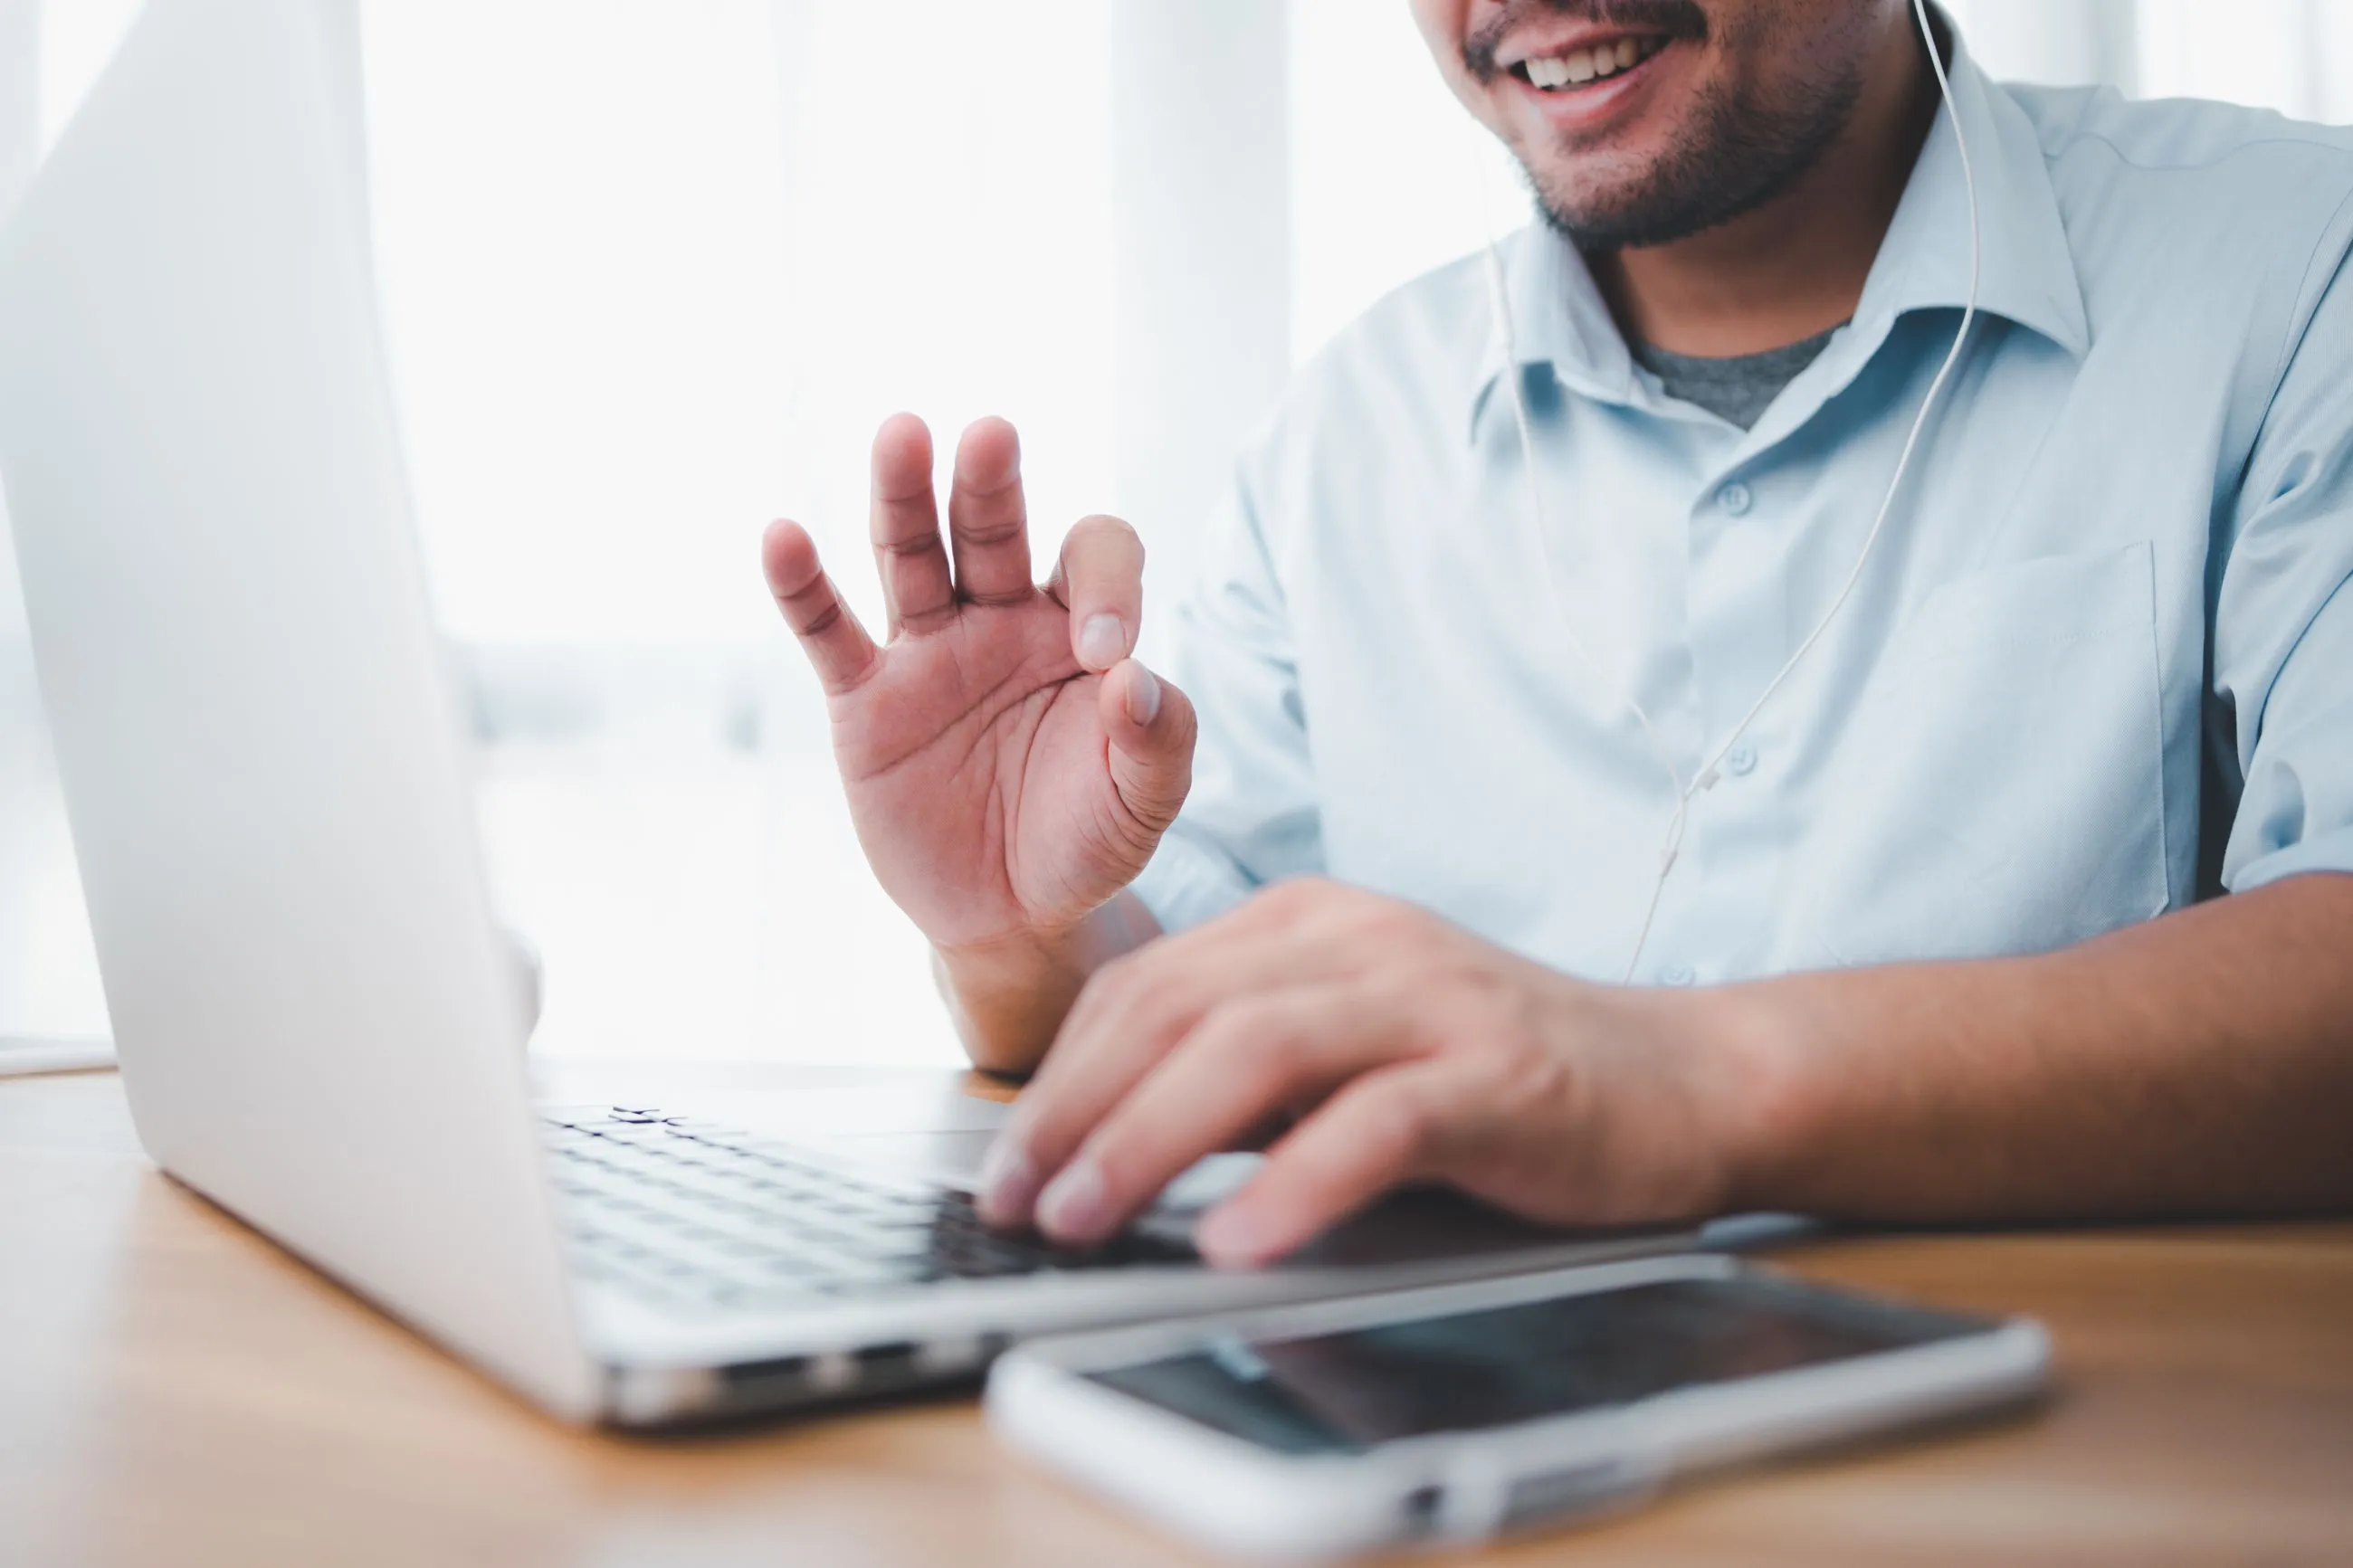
xmin=1129 ymin=458 xmax=1324 ymax=933
xmin=2215 ymin=232 xmax=2353 ymax=892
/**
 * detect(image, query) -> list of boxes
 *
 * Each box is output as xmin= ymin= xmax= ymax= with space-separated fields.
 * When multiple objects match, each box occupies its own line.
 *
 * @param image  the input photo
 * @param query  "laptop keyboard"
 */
xmin=540 ymin=1107 xmax=1195 ymax=1316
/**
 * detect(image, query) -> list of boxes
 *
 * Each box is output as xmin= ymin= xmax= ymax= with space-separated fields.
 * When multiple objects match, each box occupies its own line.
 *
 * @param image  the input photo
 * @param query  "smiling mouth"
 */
xmin=1510 ymin=34 xmax=1674 ymax=92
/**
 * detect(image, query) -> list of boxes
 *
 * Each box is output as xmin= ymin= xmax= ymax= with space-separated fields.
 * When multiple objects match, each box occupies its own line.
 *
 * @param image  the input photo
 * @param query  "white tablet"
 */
xmin=986 ymin=1253 xmax=2049 ymax=1559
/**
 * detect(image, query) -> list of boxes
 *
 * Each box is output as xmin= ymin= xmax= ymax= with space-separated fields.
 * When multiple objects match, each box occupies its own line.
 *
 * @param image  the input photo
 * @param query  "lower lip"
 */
xmin=1510 ymin=42 xmax=1678 ymax=131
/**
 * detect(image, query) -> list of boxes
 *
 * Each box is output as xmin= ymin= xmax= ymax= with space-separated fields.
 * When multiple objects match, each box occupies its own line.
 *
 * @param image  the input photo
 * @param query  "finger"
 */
xmin=1050 ymin=883 xmax=1367 ymax=1090
xmin=1046 ymin=514 xmax=1144 ymax=673
xmin=1033 ymin=984 xmax=1409 ymax=1246
xmin=982 ymin=889 xmax=1363 ymax=1229
xmin=762 ymin=518 xmax=880 ymax=694
xmin=979 ymin=927 xmax=1257 ymax=1229
xmin=1196 ymin=1061 xmax=1477 ymax=1268
xmin=868 ymin=413 xmax=955 ymax=633
xmin=947 ymin=417 xmax=1034 ymax=606
xmin=1099 ymin=659 xmax=1195 ymax=837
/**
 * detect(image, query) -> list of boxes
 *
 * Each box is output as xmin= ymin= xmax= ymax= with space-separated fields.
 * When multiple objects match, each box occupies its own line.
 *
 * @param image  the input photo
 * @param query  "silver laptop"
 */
xmin=0 ymin=0 xmax=1683 ymax=1426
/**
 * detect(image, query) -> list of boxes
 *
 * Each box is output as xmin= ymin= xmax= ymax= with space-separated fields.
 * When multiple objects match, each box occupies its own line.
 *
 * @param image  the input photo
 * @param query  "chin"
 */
xmin=1504 ymin=94 xmax=1704 ymax=206
xmin=1520 ymin=149 xmax=1672 ymax=233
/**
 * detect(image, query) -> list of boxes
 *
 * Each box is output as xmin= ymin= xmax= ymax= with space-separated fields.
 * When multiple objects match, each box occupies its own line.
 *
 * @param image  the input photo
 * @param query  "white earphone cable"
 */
xmin=1482 ymin=0 xmax=1981 ymax=984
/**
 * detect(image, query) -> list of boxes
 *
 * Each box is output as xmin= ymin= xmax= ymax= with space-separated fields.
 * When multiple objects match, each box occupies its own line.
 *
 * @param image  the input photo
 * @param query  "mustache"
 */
xmin=1462 ymin=0 xmax=1710 ymax=83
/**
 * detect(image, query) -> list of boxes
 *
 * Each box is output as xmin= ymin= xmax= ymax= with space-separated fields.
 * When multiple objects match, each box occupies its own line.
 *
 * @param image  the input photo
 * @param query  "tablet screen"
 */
xmin=1087 ymin=1272 xmax=1991 ymax=1455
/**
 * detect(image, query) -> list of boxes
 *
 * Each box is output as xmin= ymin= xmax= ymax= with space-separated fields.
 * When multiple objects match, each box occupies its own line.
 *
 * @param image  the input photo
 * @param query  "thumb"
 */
xmin=1100 ymin=658 xmax=1195 ymax=835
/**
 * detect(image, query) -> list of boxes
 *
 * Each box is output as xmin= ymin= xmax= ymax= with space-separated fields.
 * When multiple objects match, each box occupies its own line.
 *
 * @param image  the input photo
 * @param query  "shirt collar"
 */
xmin=1467 ymin=13 xmax=2090 ymax=442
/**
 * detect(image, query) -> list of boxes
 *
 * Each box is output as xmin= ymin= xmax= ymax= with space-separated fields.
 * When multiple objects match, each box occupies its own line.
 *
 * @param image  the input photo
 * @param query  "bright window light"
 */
xmin=1287 ymin=0 xmax=1525 ymax=365
xmin=357 ymin=0 xmax=1114 ymax=1064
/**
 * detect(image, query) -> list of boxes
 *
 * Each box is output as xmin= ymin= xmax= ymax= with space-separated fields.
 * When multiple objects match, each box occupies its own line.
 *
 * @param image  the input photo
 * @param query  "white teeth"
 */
xmin=1523 ymin=37 xmax=1657 ymax=90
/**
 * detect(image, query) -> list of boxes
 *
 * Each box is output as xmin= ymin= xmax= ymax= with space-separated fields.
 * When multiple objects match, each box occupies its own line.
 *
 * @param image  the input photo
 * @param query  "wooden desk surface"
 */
xmin=5 ymin=1061 xmax=2350 ymax=1567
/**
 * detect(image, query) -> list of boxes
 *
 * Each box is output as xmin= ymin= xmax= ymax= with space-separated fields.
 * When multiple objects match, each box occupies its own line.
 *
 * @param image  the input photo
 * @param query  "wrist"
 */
xmin=933 ymin=894 xmax=1161 ymax=1075
xmin=1589 ymin=974 xmax=1814 ymax=1218
xmin=1677 ymin=977 xmax=1817 ymax=1213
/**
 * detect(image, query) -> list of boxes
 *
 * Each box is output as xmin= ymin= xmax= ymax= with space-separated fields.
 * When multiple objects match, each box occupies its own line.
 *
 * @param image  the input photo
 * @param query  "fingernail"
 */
xmin=1077 ymin=613 xmax=1126 ymax=671
xmin=1035 ymin=1156 xmax=1109 ymax=1242
xmin=1196 ymin=1202 xmax=1276 ymax=1268
xmin=976 ymin=1135 xmax=1038 ymax=1224
xmin=1124 ymin=662 xmax=1162 ymax=726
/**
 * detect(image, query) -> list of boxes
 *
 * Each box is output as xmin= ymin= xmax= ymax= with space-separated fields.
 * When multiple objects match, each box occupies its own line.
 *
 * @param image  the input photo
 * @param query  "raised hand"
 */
xmin=762 ymin=413 xmax=1196 ymax=965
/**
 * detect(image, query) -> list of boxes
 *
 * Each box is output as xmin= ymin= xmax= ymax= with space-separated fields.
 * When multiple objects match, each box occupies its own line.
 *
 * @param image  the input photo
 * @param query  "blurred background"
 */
xmin=4 ymin=0 xmax=2351 ymax=1066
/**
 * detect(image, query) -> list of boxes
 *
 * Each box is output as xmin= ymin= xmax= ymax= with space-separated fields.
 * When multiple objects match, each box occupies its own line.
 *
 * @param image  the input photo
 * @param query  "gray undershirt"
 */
xmin=1631 ymin=323 xmax=1843 ymax=431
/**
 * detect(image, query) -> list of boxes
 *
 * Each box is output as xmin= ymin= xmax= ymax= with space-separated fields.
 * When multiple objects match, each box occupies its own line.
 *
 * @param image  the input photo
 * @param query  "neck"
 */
xmin=1590 ymin=15 xmax=1939 ymax=356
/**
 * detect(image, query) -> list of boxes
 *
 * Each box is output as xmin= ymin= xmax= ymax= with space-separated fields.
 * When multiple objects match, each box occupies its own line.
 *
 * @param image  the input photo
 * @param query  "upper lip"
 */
xmin=1494 ymin=22 xmax=1673 ymax=71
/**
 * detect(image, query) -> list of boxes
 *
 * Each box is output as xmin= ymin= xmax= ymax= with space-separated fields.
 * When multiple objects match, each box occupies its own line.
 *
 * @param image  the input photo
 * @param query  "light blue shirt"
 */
xmin=1132 ymin=33 xmax=2353 ymax=986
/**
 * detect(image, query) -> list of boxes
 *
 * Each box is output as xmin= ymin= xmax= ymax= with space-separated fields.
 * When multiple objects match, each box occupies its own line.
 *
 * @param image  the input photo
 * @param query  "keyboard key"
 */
xmin=538 ymin=1110 xmax=1196 ymax=1313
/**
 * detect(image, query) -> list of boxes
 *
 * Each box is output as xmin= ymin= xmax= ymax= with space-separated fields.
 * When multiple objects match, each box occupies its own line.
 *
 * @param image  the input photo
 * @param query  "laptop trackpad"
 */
xmin=828 ymin=1127 xmax=1258 ymax=1207
xmin=1128 ymin=1155 xmax=1609 ymax=1266
xmin=825 ymin=1138 xmax=1597 ymax=1266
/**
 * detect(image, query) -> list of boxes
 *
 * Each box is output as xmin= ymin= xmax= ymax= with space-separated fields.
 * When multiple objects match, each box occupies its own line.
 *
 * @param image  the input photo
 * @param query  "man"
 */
xmin=761 ymin=0 xmax=2353 ymax=1268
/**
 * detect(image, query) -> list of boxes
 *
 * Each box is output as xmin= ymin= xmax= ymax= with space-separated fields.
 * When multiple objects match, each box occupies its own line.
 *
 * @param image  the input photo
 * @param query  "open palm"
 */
xmin=762 ymin=415 xmax=1196 ymax=952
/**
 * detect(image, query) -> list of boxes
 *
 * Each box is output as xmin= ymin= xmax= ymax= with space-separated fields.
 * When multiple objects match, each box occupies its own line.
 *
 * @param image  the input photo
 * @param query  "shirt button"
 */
xmin=1660 ymin=963 xmax=1696 ymax=987
xmin=1716 ymin=481 xmax=1753 ymax=516
xmin=1726 ymin=743 xmax=1758 ymax=777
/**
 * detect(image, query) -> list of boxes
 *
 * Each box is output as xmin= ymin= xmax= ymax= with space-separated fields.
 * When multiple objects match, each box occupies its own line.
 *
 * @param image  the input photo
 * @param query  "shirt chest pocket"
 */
xmin=1781 ymin=541 xmax=2171 ymax=969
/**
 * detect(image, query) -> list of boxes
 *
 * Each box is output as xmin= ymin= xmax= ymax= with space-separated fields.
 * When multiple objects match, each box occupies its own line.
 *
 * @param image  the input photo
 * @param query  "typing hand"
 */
xmin=763 ymin=414 xmax=1196 ymax=954
xmin=976 ymin=879 xmax=1742 ymax=1261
